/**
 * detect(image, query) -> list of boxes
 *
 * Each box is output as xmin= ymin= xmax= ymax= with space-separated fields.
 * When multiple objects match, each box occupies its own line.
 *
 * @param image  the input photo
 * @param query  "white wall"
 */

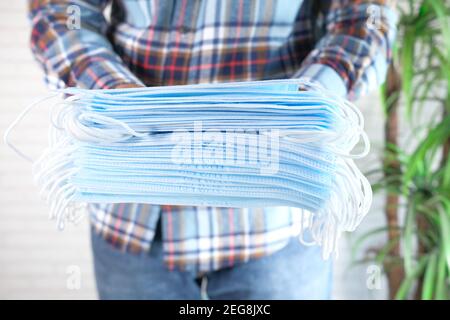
xmin=0 ymin=0 xmax=388 ymax=299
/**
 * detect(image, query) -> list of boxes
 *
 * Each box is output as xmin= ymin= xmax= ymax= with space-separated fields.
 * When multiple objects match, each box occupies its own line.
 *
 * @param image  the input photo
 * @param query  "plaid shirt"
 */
xmin=28 ymin=0 xmax=397 ymax=273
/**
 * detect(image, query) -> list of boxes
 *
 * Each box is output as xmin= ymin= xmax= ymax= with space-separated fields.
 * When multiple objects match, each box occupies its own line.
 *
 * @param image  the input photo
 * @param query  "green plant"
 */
xmin=356 ymin=0 xmax=450 ymax=299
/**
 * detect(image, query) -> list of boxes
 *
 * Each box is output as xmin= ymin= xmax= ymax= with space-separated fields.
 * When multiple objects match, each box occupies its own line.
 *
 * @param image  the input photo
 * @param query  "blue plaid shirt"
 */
xmin=28 ymin=0 xmax=397 ymax=272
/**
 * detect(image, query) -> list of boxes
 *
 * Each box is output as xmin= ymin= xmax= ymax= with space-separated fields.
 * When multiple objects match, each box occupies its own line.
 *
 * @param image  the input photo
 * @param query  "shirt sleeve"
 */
xmin=294 ymin=0 xmax=398 ymax=100
xmin=28 ymin=0 xmax=144 ymax=89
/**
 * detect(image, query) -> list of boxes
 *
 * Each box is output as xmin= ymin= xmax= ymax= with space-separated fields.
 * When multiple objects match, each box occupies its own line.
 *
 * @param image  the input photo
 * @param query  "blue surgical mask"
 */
xmin=5 ymin=79 xmax=372 ymax=259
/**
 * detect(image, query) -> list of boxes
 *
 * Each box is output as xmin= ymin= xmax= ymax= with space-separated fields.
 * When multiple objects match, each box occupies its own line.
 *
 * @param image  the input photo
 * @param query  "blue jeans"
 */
xmin=91 ymin=226 xmax=332 ymax=300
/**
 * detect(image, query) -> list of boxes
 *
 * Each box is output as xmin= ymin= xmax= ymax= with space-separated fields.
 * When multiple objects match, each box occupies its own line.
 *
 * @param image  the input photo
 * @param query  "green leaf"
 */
xmin=403 ymin=199 xmax=417 ymax=277
xmin=435 ymin=250 xmax=448 ymax=300
xmin=438 ymin=199 xmax=450 ymax=271
xmin=351 ymin=226 xmax=399 ymax=262
xmin=401 ymin=27 xmax=416 ymax=119
xmin=404 ymin=116 xmax=450 ymax=191
xmin=375 ymin=236 xmax=401 ymax=266
xmin=426 ymin=0 xmax=450 ymax=59
xmin=442 ymin=149 xmax=450 ymax=190
xmin=421 ymin=251 xmax=438 ymax=299
xmin=395 ymin=256 xmax=428 ymax=300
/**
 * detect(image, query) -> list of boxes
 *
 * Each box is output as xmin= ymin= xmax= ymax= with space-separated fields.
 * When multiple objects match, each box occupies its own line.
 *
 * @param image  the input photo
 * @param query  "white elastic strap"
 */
xmin=328 ymin=128 xmax=370 ymax=159
xmin=4 ymin=93 xmax=60 ymax=162
xmin=297 ymin=209 xmax=317 ymax=246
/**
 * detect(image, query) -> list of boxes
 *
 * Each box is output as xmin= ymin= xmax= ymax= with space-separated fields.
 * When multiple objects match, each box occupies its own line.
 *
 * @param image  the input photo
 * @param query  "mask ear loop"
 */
xmin=321 ymin=215 xmax=333 ymax=259
xmin=33 ymin=149 xmax=75 ymax=189
xmin=55 ymin=191 xmax=77 ymax=230
xmin=296 ymin=81 xmax=368 ymax=158
xmin=44 ymin=165 xmax=79 ymax=222
xmin=344 ymin=157 xmax=373 ymax=217
xmin=65 ymin=111 xmax=129 ymax=143
xmin=282 ymin=105 xmax=354 ymax=144
xmin=38 ymin=164 xmax=77 ymax=203
xmin=333 ymin=97 xmax=370 ymax=159
xmin=320 ymin=94 xmax=369 ymax=158
xmin=302 ymin=79 xmax=364 ymax=128
xmin=332 ymin=157 xmax=372 ymax=231
xmin=32 ymin=141 xmax=77 ymax=209
xmin=4 ymin=93 xmax=61 ymax=162
xmin=297 ymin=209 xmax=318 ymax=246
xmin=295 ymin=78 xmax=358 ymax=132
xmin=284 ymin=123 xmax=368 ymax=161
xmin=309 ymin=214 xmax=333 ymax=259
xmin=331 ymin=161 xmax=360 ymax=230
xmin=64 ymin=111 xmax=148 ymax=143
xmin=35 ymin=160 xmax=76 ymax=204
xmin=50 ymin=94 xmax=82 ymax=130
xmin=53 ymin=95 xmax=133 ymax=144
xmin=32 ymin=138 xmax=75 ymax=185
xmin=341 ymin=157 xmax=372 ymax=225
xmin=33 ymin=135 xmax=73 ymax=169
xmin=328 ymin=128 xmax=370 ymax=159
xmin=325 ymin=187 xmax=344 ymax=259
xmin=341 ymin=98 xmax=364 ymax=128
xmin=54 ymin=184 xmax=77 ymax=221
xmin=282 ymin=98 xmax=366 ymax=155
xmin=50 ymin=183 xmax=76 ymax=224
xmin=79 ymin=113 xmax=149 ymax=138
xmin=310 ymin=156 xmax=363 ymax=254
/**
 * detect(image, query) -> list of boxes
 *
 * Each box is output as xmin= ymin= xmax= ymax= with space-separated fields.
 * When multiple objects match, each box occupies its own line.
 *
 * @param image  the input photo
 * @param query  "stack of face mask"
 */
xmin=5 ymin=79 xmax=372 ymax=258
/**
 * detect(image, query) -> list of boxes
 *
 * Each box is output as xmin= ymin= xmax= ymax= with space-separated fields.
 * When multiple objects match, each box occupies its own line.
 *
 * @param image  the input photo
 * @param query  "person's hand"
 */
xmin=112 ymin=83 xmax=145 ymax=89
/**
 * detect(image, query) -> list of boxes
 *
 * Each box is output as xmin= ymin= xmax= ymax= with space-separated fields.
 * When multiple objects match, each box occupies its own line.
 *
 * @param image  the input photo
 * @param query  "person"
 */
xmin=28 ymin=0 xmax=397 ymax=299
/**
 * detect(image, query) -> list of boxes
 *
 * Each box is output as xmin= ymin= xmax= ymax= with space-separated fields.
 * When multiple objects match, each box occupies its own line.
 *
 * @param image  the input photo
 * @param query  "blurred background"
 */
xmin=0 ymin=0 xmax=448 ymax=299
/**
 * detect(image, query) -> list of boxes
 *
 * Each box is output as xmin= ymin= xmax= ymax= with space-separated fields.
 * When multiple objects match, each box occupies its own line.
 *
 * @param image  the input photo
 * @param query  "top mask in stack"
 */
xmin=14 ymin=79 xmax=372 ymax=258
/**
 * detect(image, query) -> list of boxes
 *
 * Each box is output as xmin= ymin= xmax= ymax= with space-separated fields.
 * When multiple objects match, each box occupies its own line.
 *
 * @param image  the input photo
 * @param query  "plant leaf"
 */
xmin=421 ymin=251 xmax=438 ymax=299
